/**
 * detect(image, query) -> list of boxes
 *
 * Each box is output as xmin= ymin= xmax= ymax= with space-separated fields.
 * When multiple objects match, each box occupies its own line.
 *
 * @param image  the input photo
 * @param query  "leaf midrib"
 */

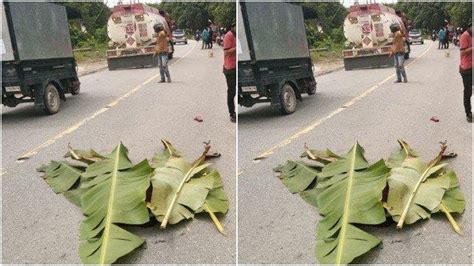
xmin=335 ymin=145 xmax=357 ymax=264
xmin=99 ymin=145 xmax=121 ymax=264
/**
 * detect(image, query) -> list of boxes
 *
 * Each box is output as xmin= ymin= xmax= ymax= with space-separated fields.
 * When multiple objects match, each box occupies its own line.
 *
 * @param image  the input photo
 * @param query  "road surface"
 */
xmin=2 ymin=40 xmax=236 ymax=263
xmin=238 ymin=40 xmax=472 ymax=264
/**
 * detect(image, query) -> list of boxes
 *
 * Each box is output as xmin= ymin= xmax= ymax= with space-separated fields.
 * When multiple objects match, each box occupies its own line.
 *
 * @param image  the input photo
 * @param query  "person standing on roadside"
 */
xmin=459 ymin=22 xmax=472 ymax=122
xmin=154 ymin=23 xmax=171 ymax=83
xmin=209 ymin=27 xmax=214 ymax=49
xmin=438 ymin=28 xmax=446 ymax=49
xmin=202 ymin=27 xmax=209 ymax=49
xmin=389 ymin=23 xmax=407 ymax=83
xmin=223 ymin=22 xmax=236 ymax=123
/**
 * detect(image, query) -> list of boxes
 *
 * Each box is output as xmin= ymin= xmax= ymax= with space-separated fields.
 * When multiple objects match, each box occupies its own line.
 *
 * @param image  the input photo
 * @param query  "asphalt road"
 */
xmin=2 ymin=40 xmax=236 ymax=263
xmin=238 ymin=40 xmax=472 ymax=264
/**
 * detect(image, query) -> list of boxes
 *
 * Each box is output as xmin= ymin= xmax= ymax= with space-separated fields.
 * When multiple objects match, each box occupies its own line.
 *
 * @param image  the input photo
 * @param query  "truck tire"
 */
xmin=43 ymin=83 xmax=61 ymax=115
xmin=168 ymin=53 xmax=173 ymax=60
xmin=279 ymin=83 xmax=297 ymax=115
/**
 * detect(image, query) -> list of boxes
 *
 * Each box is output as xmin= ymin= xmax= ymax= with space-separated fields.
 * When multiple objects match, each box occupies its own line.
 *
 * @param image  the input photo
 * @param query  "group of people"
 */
xmin=152 ymin=22 xmax=237 ymax=123
xmin=437 ymin=27 xmax=451 ymax=49
xmin=201 ymin=27 xmax=214 ymax=49
xmin=390 ymin=22 xmax=472 ymax=123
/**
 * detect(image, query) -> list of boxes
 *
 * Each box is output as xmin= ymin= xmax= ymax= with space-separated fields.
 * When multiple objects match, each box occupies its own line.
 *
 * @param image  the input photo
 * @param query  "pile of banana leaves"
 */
xmin=274 ymin=140 xmax=465 ymax=264
xmin=38 ymin=140 xmax=229 ymax=264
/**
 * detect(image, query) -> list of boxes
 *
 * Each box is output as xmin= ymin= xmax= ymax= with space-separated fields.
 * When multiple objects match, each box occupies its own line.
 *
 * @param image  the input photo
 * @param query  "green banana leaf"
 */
xmin=38 ymin=161 xmax=84 ymax=193
xmin=300 ymin=146 xmax=341 ymax=165
xmin=79 ymin=143 xmax=153 ymax=264
xmin=274 ymin=161 xmax=321 ymax=193
xmin=385 ymin=141 xmax=450 ymax=228
xmin=316 ymin=143 xmax=389 ymax=264
xmin=64 ymin=145 xmax=107 ymax=165
xmin=386 ymin=140 xmax=418 ymax=168
xmin=148 ymin=141 xmax=213 ymax=228
xmin=274 ymin=160 xmax=321 ymax=208
xmin=196 ymin=170 xmax=230 ymax=235
xmin=151 ymin=139 xmax=182 ymax=168
xmin=433 ymin=170 xmax=465 ymax=235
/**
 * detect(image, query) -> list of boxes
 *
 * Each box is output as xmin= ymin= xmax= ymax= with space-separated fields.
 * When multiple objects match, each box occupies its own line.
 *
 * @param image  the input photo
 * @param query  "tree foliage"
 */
xmin=395 ymin=2 xmax=472 ymax=31
xmin=150 ymin=1 xmax=235 ymax=31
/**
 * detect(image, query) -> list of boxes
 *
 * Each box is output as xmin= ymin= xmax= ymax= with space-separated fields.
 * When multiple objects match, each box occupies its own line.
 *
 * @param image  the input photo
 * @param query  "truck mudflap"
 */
xmin=107 ymin=53 xmax=157 ymax=70
xmin=343 ymin=46 xmax=394 ymax=70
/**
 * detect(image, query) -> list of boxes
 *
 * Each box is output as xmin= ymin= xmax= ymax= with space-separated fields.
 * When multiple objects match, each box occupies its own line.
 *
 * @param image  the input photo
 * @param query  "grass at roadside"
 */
xmin=310 ymin=44 xmax=344 ymax=64
xmin=73 ymin=43 xmax=108 ymax=63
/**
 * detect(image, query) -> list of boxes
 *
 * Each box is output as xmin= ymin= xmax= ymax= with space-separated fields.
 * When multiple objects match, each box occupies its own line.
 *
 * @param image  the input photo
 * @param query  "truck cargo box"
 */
xmin=240 ymin=2 xmax=310 ymax=62
xmin=6 ymin=2 xmax=73 ymax=61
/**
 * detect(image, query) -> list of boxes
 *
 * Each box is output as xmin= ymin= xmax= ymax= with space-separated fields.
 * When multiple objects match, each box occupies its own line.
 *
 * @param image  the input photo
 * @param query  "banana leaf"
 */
xmin=386 ymin=140 xmax=418 ymax=168
xmin=38 ymin=161 xmax=84 ymax=193
xmin=151 ymin=139 xmax=182 ymax=168
xmin=274 ymin=160 xmax=321 ymax=208
xmin=315 ymin=143 xmax=389 ymax=264
xmin=79 ymin=143 xmax=153 ymax=264
xmin=300 ymin=145 xmax=341 ymax=165
xmin=196 ymin=170 xmax=230 ymax=235
xmin=148 ymin=141 xmax=213 ymax=228
xmin=433 ymin=170 xmax=465 ymax=235
xmin=274 ymin=160 xmax=321 ymax=193
xmin=385 ymin=141 xmax=451 ymax=228
xmin=64 ymin=145 xmax=107 ymax=165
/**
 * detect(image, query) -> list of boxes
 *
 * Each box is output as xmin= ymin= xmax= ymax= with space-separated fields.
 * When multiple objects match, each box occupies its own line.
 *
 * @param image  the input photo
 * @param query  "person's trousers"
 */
xmin=461 ymin=70 xmax=472 ymax=116
xmin=158 ymin=52 xmax=170 ymax=81
xmin=394 ymin=53 xmax=407 ymax=82
xmin=439 ymin=40 xmax=443 ymax=49
xmin=225 ymin=69 xmax=236 ymax=117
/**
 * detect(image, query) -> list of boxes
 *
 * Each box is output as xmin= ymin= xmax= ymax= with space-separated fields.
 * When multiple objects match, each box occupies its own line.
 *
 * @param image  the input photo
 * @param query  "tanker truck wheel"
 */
xmin=278 ymin=83 xmax=297 ymax=115
xmin=43 ymin=83 xmax=61 ymax=115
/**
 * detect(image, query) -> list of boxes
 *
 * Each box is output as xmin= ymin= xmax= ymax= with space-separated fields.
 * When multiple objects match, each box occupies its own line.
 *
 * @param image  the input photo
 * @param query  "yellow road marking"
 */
xmin=16 ymin=42 xmax=198 ymax=163
xmin=254 ymin=41 xmax=434 ymax=161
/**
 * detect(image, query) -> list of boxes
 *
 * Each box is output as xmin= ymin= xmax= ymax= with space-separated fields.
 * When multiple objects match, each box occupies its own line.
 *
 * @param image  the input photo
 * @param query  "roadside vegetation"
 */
xmin=302 ymin=1 xmax=471 ymax=64
xmin=61 ymin=1 xmax=235 ymax=63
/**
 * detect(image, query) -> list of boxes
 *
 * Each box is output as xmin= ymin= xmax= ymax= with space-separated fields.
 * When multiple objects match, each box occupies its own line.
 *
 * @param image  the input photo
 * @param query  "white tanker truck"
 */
xmin=106 ymin=3 xmax=175 ymax=70
xmin=342 ymin=3 xmax=410 ymax=70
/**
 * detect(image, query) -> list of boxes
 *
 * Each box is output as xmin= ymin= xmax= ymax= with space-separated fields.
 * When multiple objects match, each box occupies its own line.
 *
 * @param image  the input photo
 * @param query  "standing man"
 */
xmin=202 ymin=27 xmax=209 ymax=49
xmin=389 ymin=23 xmax=407 ymax=83
xmin=154 ymin=23 xmax=171 ymax=83
xmin=209 ymin=27 xmax=214 ymax=49
xmin=438 ymin=28 xmax=446 ymax=49
xmin=459 ymin=22 xmax=472 ymax=122
xmin=223 ymin=22 xmax=236 ymax=123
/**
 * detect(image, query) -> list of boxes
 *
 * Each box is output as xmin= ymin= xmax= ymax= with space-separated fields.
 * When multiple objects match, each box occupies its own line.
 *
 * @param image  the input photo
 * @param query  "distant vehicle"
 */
xmin=106 ymin=3 xmax=175 ymax=70
xmin=409 ymin=29 xmax=424 ymax=44
xmin=342 ymin=3 xmax=410 ymax=70
xmin=172 ymin=29 xmax=188 ymax=44
xmin=2 ymin=2 xmax=80 ymax=115
xmin=238 ymin=2 xmax=316 ymax=115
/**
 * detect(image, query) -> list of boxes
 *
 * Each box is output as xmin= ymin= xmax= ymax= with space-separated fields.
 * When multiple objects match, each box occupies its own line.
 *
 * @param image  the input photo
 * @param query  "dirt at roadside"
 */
xmin=77 ymin=60 xmax=108 ymax=77
xmin=314 ymin=59 xmax=344 ymax=76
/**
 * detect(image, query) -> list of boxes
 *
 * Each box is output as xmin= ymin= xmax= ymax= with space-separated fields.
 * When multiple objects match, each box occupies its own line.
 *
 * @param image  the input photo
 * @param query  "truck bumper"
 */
xmin=343 ymin=46 xmax=394 ymax=70
xmin=107 ymin=53 xmax=157 ymax=70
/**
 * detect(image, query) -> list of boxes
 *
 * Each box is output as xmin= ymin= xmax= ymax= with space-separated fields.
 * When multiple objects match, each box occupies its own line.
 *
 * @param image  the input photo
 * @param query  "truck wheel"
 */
xmin=43 ymin=83 xmax=61 ymax=115
xmin=279 ymin=83 xmax=297 ymax=115
xmin=168 ymin=53 xmax=173 ymax=59
xmin=404 ymin=53 xmax=410 ymax=60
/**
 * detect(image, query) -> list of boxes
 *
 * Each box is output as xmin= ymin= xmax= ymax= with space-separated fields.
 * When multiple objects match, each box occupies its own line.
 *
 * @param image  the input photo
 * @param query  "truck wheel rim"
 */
xmin=47 ymin=88 xmax=59 ymax=110
xmin=284 ymin=90 xmax=295 ymax=110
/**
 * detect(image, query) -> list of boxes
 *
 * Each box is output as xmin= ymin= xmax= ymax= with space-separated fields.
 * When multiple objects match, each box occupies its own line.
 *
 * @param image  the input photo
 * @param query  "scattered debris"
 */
xmin=194 ymin=116 xmax=204 ymax=122
xmin=430 ymin=116 xmax=440 ymax=122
